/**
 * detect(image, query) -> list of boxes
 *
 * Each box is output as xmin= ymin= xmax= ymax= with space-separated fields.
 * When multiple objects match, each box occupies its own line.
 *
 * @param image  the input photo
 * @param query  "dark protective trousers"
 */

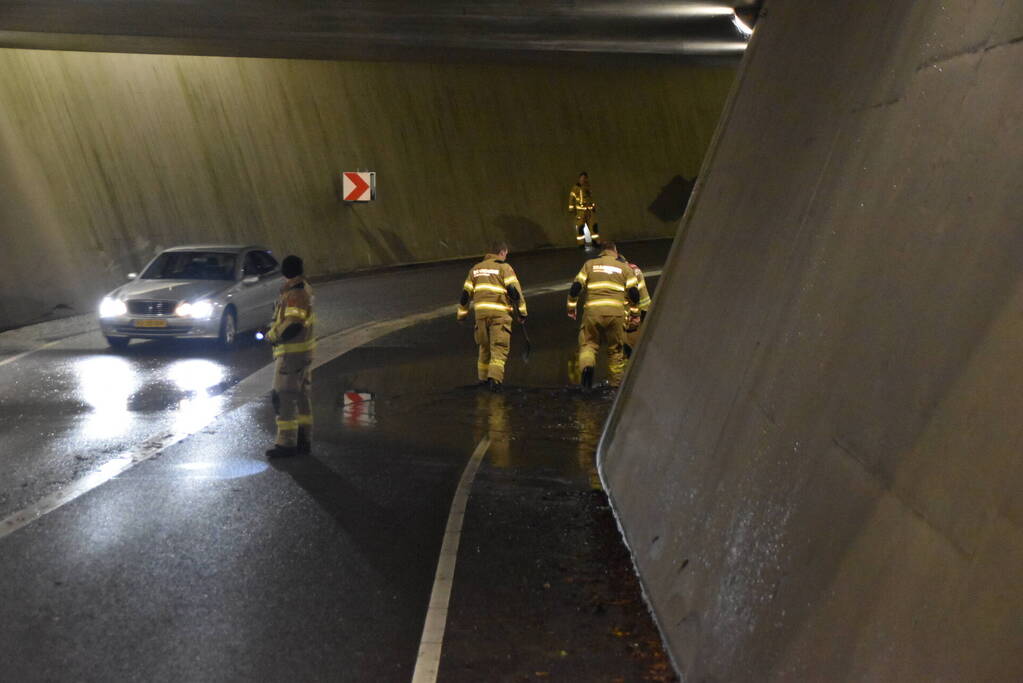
xmin=475 ymin=316 xmax=511 ymax=382
xmin=272 ymin=353 xmax=313 ymax=447
xmin=578 ymin=313 xmax=626 ymax=386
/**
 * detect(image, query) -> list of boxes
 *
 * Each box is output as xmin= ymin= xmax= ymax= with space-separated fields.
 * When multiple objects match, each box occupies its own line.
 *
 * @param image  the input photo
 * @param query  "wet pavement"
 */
xmin=0 ymin=240 xmax=668 ymax=523
xmin=0 ymin=242 xmax=673 ymax=681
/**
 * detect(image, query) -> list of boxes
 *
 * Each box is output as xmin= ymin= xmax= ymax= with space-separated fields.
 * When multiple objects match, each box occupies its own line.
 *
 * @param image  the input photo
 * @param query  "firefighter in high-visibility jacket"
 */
xmin=620 ymin=256 xmax=652 ymax=359
xmin=457 ymin=242 xmax=527 ymax=391
xmin=567 ymin=241 xmax=640 ymax=389
xmin=567 ymin=172 xmax=598 ymax=246
xmin=265 ymin=255 xmax=316 ymax=458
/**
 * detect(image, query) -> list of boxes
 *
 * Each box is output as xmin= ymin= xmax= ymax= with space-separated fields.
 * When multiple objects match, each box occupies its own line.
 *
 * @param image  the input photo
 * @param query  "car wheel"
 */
xmin=106 ymin=336 xmax=130 ymax=350
xmin=218 ymin=309 xmax=237 ymax=350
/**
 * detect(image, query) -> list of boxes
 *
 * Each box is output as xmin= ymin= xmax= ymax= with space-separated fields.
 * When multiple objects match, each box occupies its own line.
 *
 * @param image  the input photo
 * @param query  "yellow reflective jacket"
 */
xmin=457 ymin=254 xmax=528 ymax=320
xmin=568 ymin=183 xmax=595 ymax=214
xmin=567 ymin=250 xmax=639 ymax=318
xmin=624 ymin=261 xmax=651 ymax=331
xmin=630 ymin=262 xmax=652 ymax=311
xmin=268 ymin=277 xmax=316 ymax=358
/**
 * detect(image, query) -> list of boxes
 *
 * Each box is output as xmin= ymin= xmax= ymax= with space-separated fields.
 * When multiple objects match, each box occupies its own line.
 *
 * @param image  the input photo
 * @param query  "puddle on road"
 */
xmin=316 ymin=339 xmax=622 ymax=482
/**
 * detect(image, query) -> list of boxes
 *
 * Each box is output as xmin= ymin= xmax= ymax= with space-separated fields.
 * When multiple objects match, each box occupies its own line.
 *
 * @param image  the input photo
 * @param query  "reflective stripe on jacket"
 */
xmin=457 ymin=254 xmax=527 ymax=320
xmin=567 ymin=184 xmax=595 ymax=213
xmin=269 ymin=277 xmax=316 ymax=358
xmin=567 ymin=250 xmax=639 ymax=317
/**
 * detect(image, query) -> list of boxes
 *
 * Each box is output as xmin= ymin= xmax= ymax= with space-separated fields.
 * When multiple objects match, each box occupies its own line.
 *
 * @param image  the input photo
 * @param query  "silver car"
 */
xmin=98 ymin=245 xmax=281 ymax=349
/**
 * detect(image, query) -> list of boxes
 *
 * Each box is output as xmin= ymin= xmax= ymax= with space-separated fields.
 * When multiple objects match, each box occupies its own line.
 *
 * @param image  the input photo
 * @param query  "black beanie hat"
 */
xmin=281 ymin=255 xmax=303 ymax=278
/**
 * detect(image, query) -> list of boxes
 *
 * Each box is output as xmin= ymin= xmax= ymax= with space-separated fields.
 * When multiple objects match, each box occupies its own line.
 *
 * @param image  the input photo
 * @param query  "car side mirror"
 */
xmin=127 ymin=272 xmax=138 ymax=280
xmin=242 ymin=275 xmax=259 ymax=285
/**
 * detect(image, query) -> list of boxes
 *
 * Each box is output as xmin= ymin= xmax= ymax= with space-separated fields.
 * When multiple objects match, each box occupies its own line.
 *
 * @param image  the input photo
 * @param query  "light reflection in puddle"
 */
xmin=174 ymin=393 xmax=225 ymax=435
xmin=78 ymin=456 xmax=135 ymax=489
xmin=175 ymin=459 xmax=268 ymax=479
xmin=168 ymin=359 xmax=227 ymax=435
xmin=76 ymin=356 xmax=137 ymax=438
xmin=168 ymin=359 xmax=225 ymax=393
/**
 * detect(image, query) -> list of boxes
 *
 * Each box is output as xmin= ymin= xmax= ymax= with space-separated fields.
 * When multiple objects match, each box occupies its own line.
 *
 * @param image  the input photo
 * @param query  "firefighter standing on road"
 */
xmin=265 ymin=255 xmax=316 ymax=458
xmin=457 ymin=242 xmax=528 ymax=391
xmin=568 ymin=172 xmax=598 ymax=247
xmin=567 ymin=241 xmax=640 ymax=389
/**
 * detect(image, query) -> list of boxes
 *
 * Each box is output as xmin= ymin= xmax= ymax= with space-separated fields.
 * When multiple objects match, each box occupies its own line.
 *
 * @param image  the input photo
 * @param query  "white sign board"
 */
xmin=342 ymin=171 xmax=376 ymax=202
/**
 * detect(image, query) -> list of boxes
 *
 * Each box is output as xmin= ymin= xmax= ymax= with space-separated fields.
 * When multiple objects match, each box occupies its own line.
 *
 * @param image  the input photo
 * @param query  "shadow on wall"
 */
xmin=493 ymin=215 xmax=552 ymax=251
xmin=355 ymin=225 xmax=415 ymax=264
xmin=648 ymin=175 xmax=696 ymax=223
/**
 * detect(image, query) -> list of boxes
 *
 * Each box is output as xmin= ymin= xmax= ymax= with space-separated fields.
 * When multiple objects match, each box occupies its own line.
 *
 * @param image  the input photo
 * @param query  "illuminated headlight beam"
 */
xmin=99 ymin=297 xmax=127 ymax=318
xmin=175 ymin=300 xmax=215 ymax=319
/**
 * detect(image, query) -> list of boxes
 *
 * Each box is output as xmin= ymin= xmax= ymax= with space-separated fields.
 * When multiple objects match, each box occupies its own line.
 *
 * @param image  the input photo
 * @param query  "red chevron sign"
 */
xmin=342 ymin=171 xmax=375 ymax=202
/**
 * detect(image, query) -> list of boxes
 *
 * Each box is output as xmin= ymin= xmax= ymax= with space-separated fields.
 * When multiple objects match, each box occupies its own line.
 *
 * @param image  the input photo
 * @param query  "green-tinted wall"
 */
xmin=0 ymin=48 xmax=732 ymax=328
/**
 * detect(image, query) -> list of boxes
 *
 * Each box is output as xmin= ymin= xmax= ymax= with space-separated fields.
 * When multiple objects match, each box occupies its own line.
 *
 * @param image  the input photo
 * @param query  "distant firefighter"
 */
xmin=265 ymin=255 xmax=316 ymax=458
xmin=457 ymin=242 xmax=528 ymax=391
xmin=567 ymin=241 xmax=640 ymax=389
xmin=567 ymin=171 xmax=598 ymax=247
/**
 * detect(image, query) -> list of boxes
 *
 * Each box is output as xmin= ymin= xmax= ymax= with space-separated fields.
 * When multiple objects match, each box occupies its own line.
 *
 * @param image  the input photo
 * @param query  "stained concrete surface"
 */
xmin=0 ymin=272 xmax=669 ymax=681
xmin=601 ymin=1 xmax=1023 ymax=680
xmin=0 ymin=45 xmax=730 ymax=329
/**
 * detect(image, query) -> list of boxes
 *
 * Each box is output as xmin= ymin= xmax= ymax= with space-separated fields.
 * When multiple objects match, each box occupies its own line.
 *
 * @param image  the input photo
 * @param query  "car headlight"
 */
xmin=99 ymin=297 xmax=127 ymax=318
xmin=176 ymin=300 xmax=215 ymax=319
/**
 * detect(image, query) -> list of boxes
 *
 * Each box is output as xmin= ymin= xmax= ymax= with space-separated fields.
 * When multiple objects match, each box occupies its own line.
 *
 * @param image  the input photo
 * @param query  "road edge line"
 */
xmin=411 ymin=435 xmax=491 ymax=683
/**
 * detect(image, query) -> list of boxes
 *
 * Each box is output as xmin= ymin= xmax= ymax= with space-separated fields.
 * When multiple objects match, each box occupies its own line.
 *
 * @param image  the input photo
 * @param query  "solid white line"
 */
xmin=0 ymin=271 xmax=663 ymax=540
xmin=411 ymin=435 xmax=491 ymax=683
xmin=0 ymin=340 xmax=60 ymax=368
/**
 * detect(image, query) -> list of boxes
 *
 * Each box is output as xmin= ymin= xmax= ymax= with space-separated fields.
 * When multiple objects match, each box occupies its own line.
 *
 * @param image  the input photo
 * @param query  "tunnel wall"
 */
xmin=601 ymin=1 xmax=1023 ymax=680
xmin=0 ymin=49 xmax=731 ymax=329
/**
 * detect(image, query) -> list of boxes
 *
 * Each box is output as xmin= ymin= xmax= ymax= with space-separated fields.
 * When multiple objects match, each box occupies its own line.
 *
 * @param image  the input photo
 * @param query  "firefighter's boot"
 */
xmin=297 ymin=428 xmax=312 ymax=455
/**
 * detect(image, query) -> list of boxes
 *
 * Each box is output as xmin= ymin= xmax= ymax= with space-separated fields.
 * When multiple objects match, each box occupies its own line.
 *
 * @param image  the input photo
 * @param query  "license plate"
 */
xmin=134 ymin=319 xmax=168 ymax=328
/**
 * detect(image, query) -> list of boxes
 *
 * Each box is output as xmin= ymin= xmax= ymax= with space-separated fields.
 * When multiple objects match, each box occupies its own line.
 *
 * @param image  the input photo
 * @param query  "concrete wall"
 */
xmin=0 ymin=49 xmax=732 ymax=328
xmin=601 ymin=1 xmax=1023 ymax=680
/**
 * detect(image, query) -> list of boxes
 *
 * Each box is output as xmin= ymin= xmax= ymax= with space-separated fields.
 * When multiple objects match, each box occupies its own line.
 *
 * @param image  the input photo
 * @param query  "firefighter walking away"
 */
xmin=457 ymin=242 xmax=528 ymax=391
xmin=567 ymin=241 xmax=640 ymax=389
xmin=265 ymin=255 xmax=316 ymax=458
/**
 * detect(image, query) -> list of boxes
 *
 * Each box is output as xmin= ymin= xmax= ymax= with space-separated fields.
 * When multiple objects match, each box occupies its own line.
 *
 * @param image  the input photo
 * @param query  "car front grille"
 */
xmin=127 ymin=300 xmax=177 ymax=316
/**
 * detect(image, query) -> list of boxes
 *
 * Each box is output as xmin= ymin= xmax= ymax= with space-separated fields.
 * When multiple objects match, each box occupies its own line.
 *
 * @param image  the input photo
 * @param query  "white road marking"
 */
xmin=411 ymin=435 xmax=491 ymax=683
xmin=0 ymin=340 xmax=60 ymax=368
xmin=0 ymin=270 xmax=663 ymax=540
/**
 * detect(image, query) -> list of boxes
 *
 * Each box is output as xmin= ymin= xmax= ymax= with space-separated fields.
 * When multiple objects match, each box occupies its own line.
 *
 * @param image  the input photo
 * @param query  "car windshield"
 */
xmin=141 ymin=251 xmax=237 ymax=281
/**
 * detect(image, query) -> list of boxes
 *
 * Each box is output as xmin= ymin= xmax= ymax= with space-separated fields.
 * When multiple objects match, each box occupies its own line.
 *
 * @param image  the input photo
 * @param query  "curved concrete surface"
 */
xmin=601 ymin=1 xmax=1023 ymax=680
xmin=0 ymin=0 xmax=756 ymax=63
xmin=0 ymin=49 xmax=731 ymax=329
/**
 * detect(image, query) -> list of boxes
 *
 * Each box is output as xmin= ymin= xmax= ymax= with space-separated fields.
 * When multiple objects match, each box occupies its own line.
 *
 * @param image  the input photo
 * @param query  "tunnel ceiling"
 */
xmin=0 ymin=0 xmax=759 ymax=64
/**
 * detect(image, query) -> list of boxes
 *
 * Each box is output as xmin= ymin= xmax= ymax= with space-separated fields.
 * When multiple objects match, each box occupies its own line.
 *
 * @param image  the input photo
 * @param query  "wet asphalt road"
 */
xmin=0 ymin=241 xmax=668 ymax=681
xmin=0 ymin=240 xmax=669 ymax=522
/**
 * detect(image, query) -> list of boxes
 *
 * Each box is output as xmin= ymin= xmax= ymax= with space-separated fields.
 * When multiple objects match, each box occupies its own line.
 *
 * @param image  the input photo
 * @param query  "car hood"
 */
xmin=112 ymin=279 xmax=234 ymax=303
